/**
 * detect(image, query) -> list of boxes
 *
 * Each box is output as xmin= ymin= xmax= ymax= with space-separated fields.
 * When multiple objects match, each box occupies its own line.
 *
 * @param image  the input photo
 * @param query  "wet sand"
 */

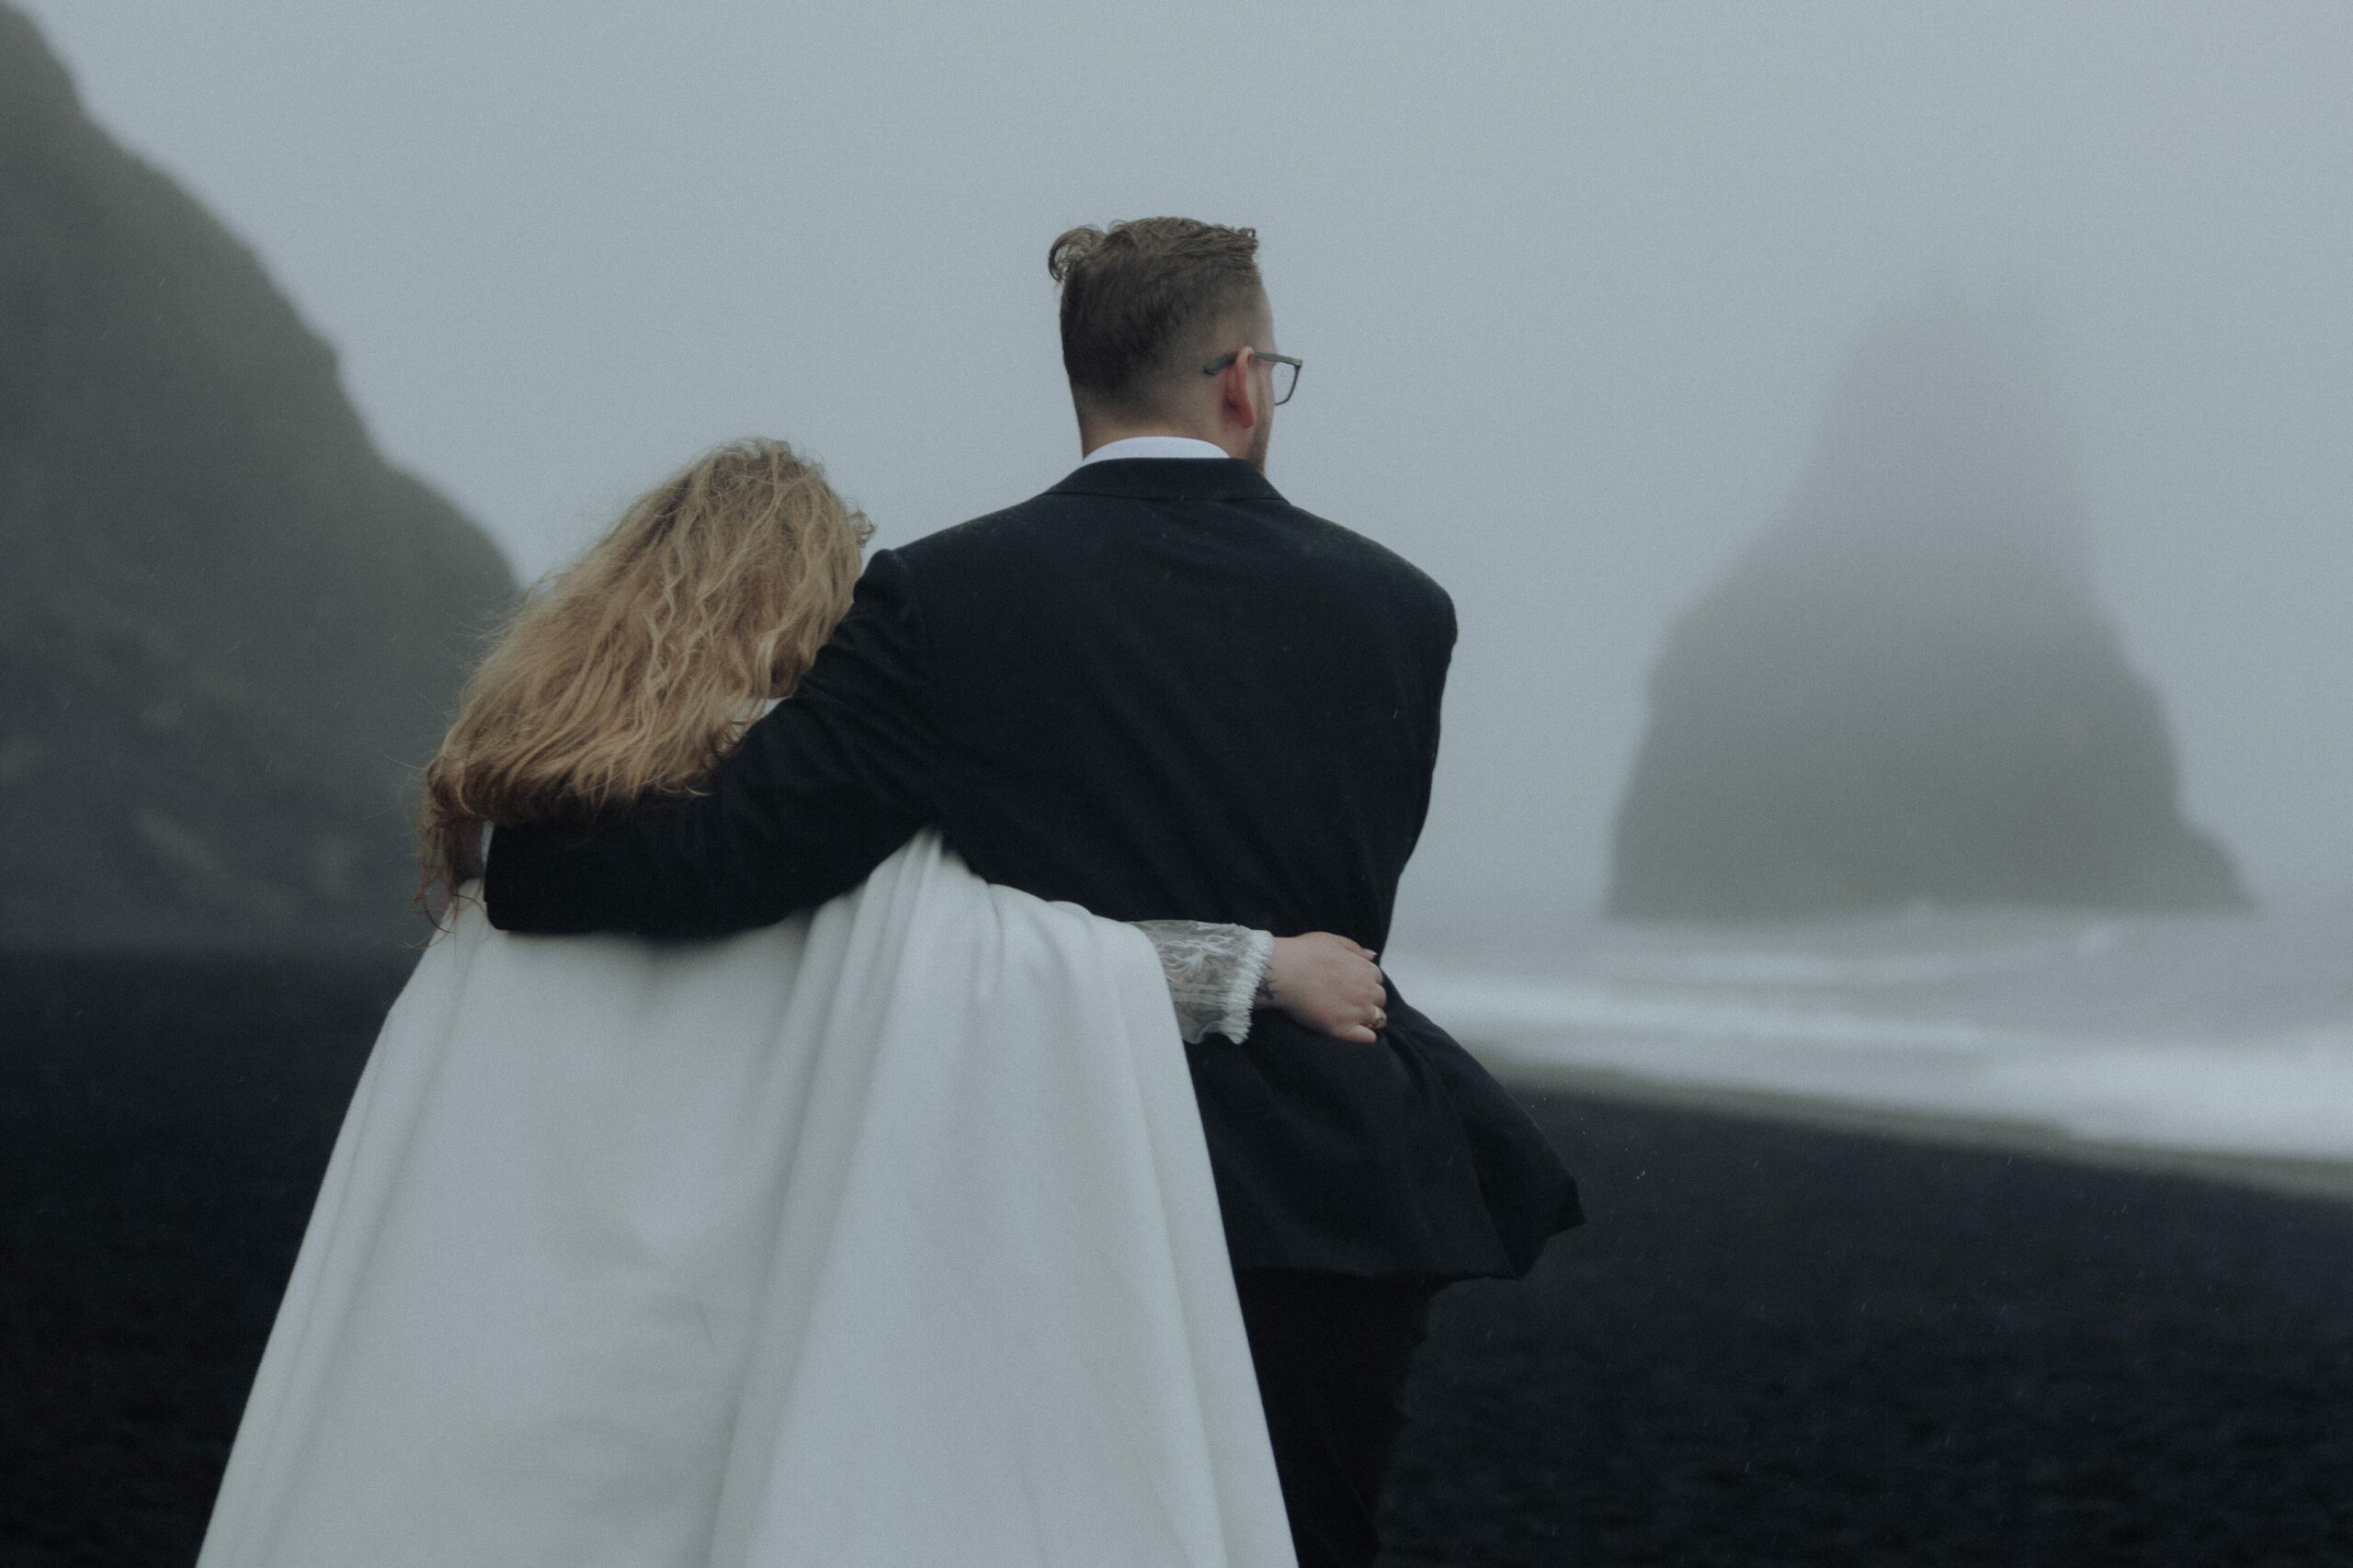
xmin=4 ymin=953 xmax=2348 ymax=1565
xmin=1380 ymin=1084 xmax=2353 ymax=1566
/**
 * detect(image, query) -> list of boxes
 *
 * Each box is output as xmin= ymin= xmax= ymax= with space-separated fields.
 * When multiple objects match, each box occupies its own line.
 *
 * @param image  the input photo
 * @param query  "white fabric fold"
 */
xmin=199 ymin=831 xmax=1293 ymax=1568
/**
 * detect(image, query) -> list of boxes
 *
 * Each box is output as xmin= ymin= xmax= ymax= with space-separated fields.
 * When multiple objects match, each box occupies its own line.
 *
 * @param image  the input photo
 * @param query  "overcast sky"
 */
xmin=25 ymin=0 xmax=2351 ymax=933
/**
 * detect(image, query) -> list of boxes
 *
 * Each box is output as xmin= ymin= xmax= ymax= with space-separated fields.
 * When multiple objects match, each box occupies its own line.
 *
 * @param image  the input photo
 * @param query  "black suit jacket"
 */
xmin=485 ymin=459 xmax=1581 ymax=1278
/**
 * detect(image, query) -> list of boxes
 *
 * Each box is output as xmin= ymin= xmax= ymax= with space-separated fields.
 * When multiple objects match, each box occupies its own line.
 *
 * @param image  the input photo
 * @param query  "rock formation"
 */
xmin=1608 ymin=295 xmax=2245 ymax=920
xmin=0 ymin=5 xmax=517 ymax=949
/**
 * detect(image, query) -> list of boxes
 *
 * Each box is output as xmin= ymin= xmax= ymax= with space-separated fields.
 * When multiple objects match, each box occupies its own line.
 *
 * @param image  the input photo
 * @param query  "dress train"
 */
xmin=197 ymin=832 xmax=1293 ymax=1567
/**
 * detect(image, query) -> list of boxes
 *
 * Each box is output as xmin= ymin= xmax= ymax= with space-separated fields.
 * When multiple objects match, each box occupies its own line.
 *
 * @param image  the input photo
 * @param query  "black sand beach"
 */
xmin=5 ymin=953 xmax=2349 ymax=1566
xmin=1380 ymin=1087 xmax=2353 ymax=1566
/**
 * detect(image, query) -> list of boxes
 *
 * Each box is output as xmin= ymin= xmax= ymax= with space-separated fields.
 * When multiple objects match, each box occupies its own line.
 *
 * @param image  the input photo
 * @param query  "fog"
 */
xmin=1608 ymin=293 xmax=2249 ymax=920
xmin=26 ymin=0 xmax=2351 ymax=940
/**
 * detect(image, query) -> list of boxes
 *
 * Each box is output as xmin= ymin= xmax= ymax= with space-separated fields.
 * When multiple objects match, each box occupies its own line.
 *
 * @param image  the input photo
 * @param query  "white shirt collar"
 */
xmin=1077 ymin=435 xmax=1232 ymax=466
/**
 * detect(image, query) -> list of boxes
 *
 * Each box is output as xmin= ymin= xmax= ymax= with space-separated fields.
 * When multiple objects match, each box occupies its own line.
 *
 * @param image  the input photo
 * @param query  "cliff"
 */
xmin=1608 ymin=296 xmax=2245 ymax=920
xmin=0 ymin=6 xmax=517 ymax=949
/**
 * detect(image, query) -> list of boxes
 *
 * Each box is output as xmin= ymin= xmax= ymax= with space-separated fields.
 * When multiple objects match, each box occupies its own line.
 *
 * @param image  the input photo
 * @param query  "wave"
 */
xmin=1396 ymin=912 xmax=2353 ymax=1166
xmin=1404 ymin=971 xmax=2060 ymax=1054
xmin=1575 ymin=926 xmax=2129 ymax=989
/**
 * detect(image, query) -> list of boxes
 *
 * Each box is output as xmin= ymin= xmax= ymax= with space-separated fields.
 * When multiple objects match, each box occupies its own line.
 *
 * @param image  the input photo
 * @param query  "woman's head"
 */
xmin=419 ymin=438 xmax=870 ymax=909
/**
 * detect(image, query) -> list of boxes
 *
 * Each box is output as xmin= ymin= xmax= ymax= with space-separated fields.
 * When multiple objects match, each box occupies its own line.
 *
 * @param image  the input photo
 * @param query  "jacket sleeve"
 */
xmin=482 ymin=549 xmax=938 ymax=937
xmin=1402 ymin=576 xmax=1456 ymax=852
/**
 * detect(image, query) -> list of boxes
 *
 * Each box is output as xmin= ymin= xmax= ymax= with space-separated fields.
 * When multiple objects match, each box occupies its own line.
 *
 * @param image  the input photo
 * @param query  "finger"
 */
xmin=1340 ymin=1024 xmax=1378 ymax=1044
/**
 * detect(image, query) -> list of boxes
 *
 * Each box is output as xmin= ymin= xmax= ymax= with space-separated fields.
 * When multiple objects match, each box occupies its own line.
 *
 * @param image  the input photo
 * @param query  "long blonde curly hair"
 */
xmin=418 ymin=437 xmax=871 ymax=914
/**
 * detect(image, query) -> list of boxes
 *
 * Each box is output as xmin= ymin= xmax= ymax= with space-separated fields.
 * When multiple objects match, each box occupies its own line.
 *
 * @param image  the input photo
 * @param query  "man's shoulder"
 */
xmin=895 ymin=480 xmax=1449 ymax=605
xmin=892 ymin=491 xmax=1070 ymax=574
xmin=1279 ymin=502 xmax=1455 ymax=619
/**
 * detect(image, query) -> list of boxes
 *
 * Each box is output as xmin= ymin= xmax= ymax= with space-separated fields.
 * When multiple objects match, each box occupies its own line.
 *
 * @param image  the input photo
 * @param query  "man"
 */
xmin=485 ymin=217 xmax=1582 ymax=1568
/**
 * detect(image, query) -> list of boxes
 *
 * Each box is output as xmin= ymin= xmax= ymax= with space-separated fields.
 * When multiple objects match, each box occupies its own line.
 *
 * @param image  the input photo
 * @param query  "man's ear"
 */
xmin=1219 ymin=347 xmax=1259 ymax=433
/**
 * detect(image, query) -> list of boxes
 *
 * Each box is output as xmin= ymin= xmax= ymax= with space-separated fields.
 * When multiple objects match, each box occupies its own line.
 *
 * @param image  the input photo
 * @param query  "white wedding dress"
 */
xmin=196 ymin=831 xmax=1294 ymax=1568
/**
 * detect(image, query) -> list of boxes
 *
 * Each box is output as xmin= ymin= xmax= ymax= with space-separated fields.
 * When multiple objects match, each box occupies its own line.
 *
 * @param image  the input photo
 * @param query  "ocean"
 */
xmin=1397 ymin=904 xmax=2353 ymax=1176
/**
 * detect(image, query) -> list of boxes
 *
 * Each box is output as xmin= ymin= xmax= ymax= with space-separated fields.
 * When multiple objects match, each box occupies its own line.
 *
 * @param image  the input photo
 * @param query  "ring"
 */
xmin=1370 ymin=1007 xmax=1387 ymax=1028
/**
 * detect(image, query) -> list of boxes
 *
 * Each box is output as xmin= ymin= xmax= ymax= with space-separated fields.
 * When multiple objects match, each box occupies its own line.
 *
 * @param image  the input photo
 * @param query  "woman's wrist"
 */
xmin=1254 ymin=936 xmax=1289 ymax=1008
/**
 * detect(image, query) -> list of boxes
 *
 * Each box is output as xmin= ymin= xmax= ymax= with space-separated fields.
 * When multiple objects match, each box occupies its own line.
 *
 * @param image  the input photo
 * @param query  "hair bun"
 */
xmin=1048 ymin=224 xmax=1108 ymax=284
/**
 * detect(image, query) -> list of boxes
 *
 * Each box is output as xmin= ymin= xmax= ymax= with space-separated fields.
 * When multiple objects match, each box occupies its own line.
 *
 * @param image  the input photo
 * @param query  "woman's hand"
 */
xmin=1259 ymin=932 xmax=1387 ymax=1044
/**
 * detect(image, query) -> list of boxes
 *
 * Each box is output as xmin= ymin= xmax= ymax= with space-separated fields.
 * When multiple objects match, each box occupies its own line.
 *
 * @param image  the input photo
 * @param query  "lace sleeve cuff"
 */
xmin=1131 ymin=920 xmax=1277 ymax=1045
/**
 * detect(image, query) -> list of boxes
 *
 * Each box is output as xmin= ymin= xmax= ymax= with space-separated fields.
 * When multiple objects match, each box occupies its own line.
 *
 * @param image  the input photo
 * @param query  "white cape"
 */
xmin=198 ymin=832 xmax=1293 ymax=1568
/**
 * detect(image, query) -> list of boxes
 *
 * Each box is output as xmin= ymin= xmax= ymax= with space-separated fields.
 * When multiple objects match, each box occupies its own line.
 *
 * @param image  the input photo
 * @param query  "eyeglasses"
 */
xmin=1202 ymin=347 xmax=1302 ymax=406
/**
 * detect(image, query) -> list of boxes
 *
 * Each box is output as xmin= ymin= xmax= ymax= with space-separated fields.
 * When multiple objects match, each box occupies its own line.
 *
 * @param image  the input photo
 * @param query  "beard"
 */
xmin=1245 ymin=411 xmax=1272 ymax=472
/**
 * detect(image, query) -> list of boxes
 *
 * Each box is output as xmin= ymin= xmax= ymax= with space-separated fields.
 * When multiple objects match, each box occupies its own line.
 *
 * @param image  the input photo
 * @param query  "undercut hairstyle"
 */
xmin=1047 ymin=218 xmax=1263 ymax=415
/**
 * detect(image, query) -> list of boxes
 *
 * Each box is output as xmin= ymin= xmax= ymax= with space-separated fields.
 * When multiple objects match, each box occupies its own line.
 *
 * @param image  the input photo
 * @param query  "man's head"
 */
xmin=1047 ymin=218 xmax=1281 ymax=469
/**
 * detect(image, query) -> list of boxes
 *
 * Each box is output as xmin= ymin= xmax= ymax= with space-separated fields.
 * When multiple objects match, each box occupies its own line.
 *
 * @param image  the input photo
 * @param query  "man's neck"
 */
xmin=1077 ymin=434 xmax=1234 ymax=466
xmin=1078 ymin=419 xmax=1245 ymax=463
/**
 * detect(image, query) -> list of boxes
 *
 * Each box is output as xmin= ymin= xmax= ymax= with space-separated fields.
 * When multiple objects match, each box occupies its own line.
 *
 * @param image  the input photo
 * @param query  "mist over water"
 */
xmin=9 ymin=4 xmax=2351 ymax=1164
xmin=10 ymin=13 xmax=2353 ymax=1560
xmin=1609 ymin=293 xmax=2245 ymax=921
xmin=19 ymin=1 xmax=2350 ymax=940
xmin=1395 ymin=901 xmax=2353 ymax=1174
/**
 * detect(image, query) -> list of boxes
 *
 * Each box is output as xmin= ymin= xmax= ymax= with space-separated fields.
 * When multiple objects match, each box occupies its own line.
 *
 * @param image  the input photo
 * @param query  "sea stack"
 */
xmin=1608 ymin=295 xmax=2245 ymax=920
xmin=0 ymin=5 xmax=517 ymax=949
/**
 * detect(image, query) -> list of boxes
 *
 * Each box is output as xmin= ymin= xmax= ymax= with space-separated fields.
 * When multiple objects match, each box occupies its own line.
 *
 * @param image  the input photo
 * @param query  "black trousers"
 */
xmin=1232 ymin=1268 xmax=1438 ymax=1568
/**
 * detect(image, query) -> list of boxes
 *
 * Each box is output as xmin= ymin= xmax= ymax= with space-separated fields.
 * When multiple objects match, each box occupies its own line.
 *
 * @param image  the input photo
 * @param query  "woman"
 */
xmin=196 ymin=440 xmax=1383 ymax=1568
